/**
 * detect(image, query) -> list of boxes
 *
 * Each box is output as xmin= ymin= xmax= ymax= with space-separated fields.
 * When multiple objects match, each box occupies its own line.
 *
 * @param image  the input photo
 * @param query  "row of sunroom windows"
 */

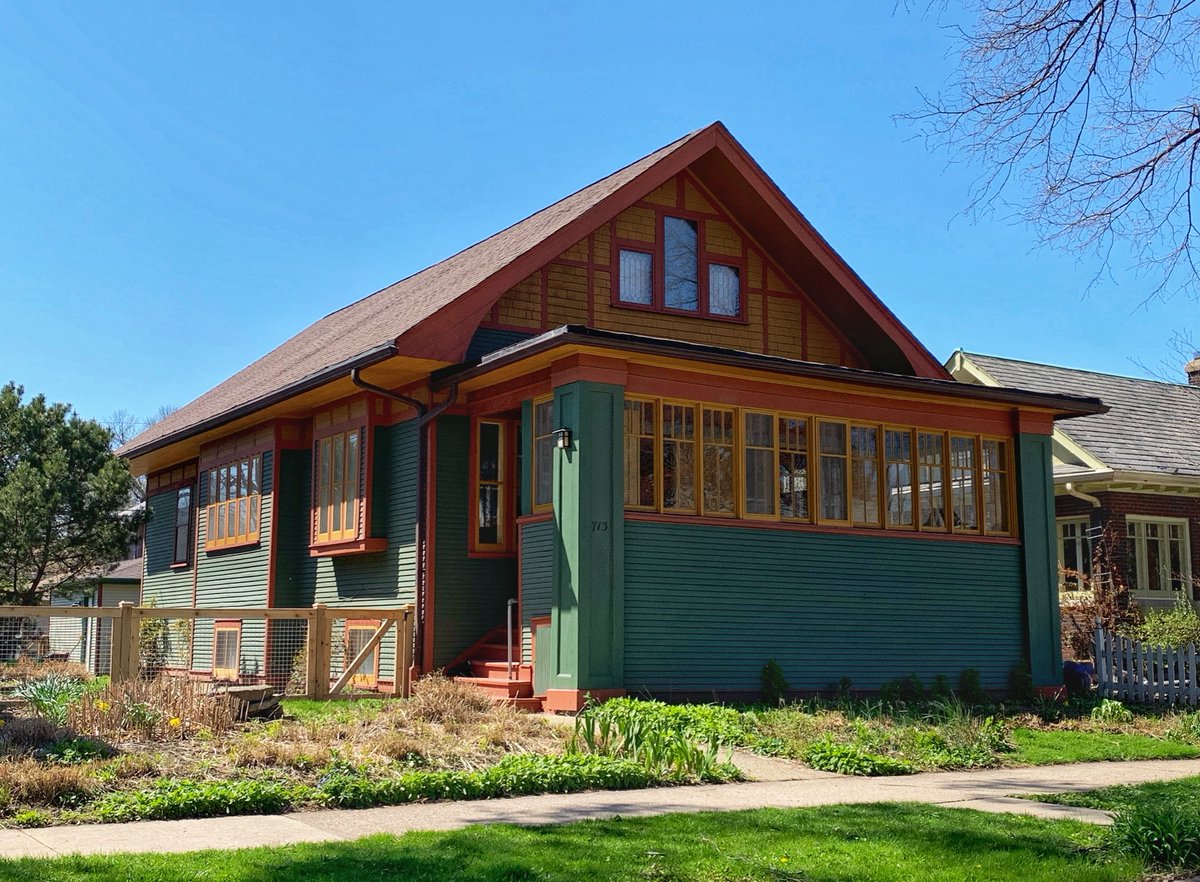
xmin=521 ymin=397 xmax=1014 ymax=535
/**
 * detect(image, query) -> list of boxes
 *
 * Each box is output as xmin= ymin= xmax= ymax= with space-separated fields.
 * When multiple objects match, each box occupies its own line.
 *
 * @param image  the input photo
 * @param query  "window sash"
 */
xmin=850 ymin=425 xmax=881 ymax=526
xmin=474 ymin=420 xmax=508 ymax=551
xmin=701 ymin=407 xmax=735 ymax=515
xmin=1057 ymin=518 xmax=1092 ymax=591
xmin=778 ymin=416 xmax=810 ymax=521
xmin=884 ymin=428 xmax=915 ymax=529
xmin=313 ymin=429 xmax=362 ymax=544
xmin=213 ymin=626 xmax=240 ymax=679
xmin=1127 ymin=518 xmax=1191 ymax=595
xmin=743 ymin=412 xmax=776 ymax=517
xmin=623 ymin=399 xmax=657 ymax=509
xmin=205 ymin=456 xmax=263 ymax=550
xmin=345 ymin=624 xmax=380 ymax=687
xmin=663 ymin=216 xmax=699 ymax=311
xmin=661 ymin=402 xmax=697 ymax=512
xmin=817 ymin=421 xmax=849 ymax=524
xmin=532 ymin=399 xmax=555 ymax=510
xmin=173 ymin=486 xmax=192 ymax=565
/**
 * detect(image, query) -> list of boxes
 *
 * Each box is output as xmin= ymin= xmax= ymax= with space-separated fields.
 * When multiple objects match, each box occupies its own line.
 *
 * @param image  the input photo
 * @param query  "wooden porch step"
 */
xmin=454 ymin=676 xmax=533 ymax=699
xmin=469 ymin=660 xmax=531 ymax=681
xmin=473 ymin=642 xmax=518 ymax=660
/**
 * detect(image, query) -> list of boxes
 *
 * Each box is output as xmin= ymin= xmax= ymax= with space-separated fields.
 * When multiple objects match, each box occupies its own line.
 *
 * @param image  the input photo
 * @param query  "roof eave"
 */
xmin=117 ymin=342 xmax=401 ymax=461
xmin=431 ymin=326 xmax=1107 ymax=418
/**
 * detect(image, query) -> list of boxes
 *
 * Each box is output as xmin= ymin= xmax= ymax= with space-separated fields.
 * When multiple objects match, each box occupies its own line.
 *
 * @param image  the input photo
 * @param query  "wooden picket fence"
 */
xmin=1093 ymin=621 xmax=1200 ymax=706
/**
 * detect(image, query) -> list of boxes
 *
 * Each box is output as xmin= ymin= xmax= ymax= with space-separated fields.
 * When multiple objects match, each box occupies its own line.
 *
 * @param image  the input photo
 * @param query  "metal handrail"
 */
xmin=506 ymin=598 xmax=518 ymax=680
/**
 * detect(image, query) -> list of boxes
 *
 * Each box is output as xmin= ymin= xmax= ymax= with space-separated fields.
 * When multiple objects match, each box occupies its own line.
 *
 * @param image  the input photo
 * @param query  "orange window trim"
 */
xmin=312 ymin=426 xmax=365 ymax=546
xmin=204 ymin=454 xmax=263 ymax=552
xmin=212 ymin=622 xmax=241 ymax=681
xmin=531 ymin=397 xmax=555 ymax=513
xmin=470 ymin=418 xmax=517 ymax=554
xmin=345 ymin=620 xmax=381 ymax=687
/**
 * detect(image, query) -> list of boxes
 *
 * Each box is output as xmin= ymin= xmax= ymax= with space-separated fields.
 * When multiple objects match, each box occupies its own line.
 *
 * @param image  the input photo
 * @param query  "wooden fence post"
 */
xmin=112 ymin=602 xmax=134 ymax=684
xmin=399 ymin=608 xmax=413 ymax=698
xmin=306 ymin=604 xmax=331 ymax=700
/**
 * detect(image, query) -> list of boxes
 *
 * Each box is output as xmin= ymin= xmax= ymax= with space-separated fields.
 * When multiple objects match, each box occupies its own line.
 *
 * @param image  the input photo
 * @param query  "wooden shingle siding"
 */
xmin=519 ymin=518 xmax=554 ymax=663
xmin=480 ymin=172 xmax=863 ymax=368
xmin=432 ymin=415 xmax=516 ymax=667
xmin=143 ymin=489 xmax=193 ymax=606
xmin=623 ymin=519 xmax=1025 ymax=693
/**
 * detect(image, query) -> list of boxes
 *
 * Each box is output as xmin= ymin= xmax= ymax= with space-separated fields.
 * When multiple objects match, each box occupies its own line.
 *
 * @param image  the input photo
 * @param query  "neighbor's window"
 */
xmin=663 ymin=216 xmax=699 ymax=311
xmin=661 ymin=402 xmax=697 ymax=512
xmin=618 ymin=250 xmax=653 ymax=306
xmin=1057 ymin=518 xmax=1093 ymax=592
xmin=917 ymin=432 xmax=946 ymax=530
xmin=778 ymin=416 xmax=809 ymax=520
xmin=345 ymin=621 xmax=380 ymax=688
xmin=213 ymin=623 xmax=241 ymax=680
xmin=206 ymin=456 xmax=261 ymax=550
xmin=702 ymin=407 xmax=735 ymax=515
xmin=818 ymin=421 xmax=849 ymax=523
xmin=474 ymin=420 xmax=508 ymax=551
xmin=949 ymin=435 xmax=979 ymax=532
xmin=981 ymin=439 xmax=1010 ymax=534
xmin=884 ymin=429 xmax=915 ymax=529
xmin=1127 ymin=518 xmax=1191 ymax=595
xmin=850 ymin=425 xmax=881 ymax=526
xmin=743 ymin=412 xmax=775 ymax=516
xmin=173 ymin=485 xmax=193 ymax=565
xmin=623 ymin=399 xmax=656 ymax=509
xmin=532 ymin=399 xmax=555 ymax=511
xmin=314 ymin=429 xmax=362 ymax=544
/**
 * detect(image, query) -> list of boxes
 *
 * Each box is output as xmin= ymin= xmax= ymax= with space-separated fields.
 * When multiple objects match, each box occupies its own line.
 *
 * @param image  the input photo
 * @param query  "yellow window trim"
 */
xmin=531 ymin=396 xmax=555 ymax=514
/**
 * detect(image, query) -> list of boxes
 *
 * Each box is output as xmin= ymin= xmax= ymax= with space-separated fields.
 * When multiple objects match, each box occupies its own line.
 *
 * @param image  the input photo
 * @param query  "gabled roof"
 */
xmin=120 ymin=123 xmax=947 ymax=462
xmin=960 ymin=352 xmax=1200 ymax=478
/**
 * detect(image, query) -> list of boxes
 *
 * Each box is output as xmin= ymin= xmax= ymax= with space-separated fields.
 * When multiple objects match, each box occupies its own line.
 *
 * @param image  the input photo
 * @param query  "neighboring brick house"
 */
xmin=948 ymin=352 xmax=1200 ymax=619
xmin=117 ymin=124 xmax=1103 ymax=705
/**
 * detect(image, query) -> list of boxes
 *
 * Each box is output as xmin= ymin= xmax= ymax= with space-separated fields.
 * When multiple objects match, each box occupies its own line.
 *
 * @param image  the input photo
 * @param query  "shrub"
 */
xmin=1111 ymin=800 xmax=1200 ymax=871
xmin=1091 ymin=698 xmax=1135 ymax=725
xmin=1169 ymin=711 xmax=1200 ymax=744
xmin=1133 ymin=599 xmax=1200 ymax=649
xmin=1008 ymin=662 xmax=1036 ymax=704
xmin=14 ymin=675 xmax=87 ymax=727
xmin=880 ymin=674 xmax=924 ymax=705
xmin=803 ymin=737 xmax=913 ymax=776
xmin=761 ymin=659 xmax=789 ymax=707
xmin=955 ymin=669 xmax=989 ymax=706
xmin=931 ymin=675 xmax=953 ymax=701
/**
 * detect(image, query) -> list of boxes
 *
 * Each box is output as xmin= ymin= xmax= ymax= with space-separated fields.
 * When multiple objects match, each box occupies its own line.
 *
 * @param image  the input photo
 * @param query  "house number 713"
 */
xmin=591 ymin=520 xmax=608 ymax=532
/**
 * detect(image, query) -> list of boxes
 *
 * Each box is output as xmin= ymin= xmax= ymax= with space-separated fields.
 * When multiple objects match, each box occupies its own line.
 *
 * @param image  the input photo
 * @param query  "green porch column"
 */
xmin=546 ymin=381 xmax=625 ymax=710
xmin=1016 ymin=432 xmax=1063 ymax=688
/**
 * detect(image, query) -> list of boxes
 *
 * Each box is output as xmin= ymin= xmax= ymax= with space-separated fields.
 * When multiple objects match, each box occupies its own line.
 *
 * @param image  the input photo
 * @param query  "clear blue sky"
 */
xmin=0 ymin=2 xmax=1190 ymax=424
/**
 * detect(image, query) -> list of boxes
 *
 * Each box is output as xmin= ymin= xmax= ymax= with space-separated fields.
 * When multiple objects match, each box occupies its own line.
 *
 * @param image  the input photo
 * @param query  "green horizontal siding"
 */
xmin=142 ymin=489 xmax=193 ymax=607
xmin=519 ymin=518 xmax=554 ymax=663
xmin=466 ymin=327 xmax=533 ymax=361
xmin=432 ymin=415 xmax=516 ymax=668
xmin=624 ymin=520 xmax=1025 ymax=693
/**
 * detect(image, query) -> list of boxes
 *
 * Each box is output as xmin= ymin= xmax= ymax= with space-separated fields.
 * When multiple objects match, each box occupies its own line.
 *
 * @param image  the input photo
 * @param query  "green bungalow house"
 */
xmin=118 ymin=123 xmax=1103 ymax=709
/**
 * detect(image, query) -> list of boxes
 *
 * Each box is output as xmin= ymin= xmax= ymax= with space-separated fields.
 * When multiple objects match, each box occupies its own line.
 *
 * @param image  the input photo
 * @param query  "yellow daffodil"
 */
xmin=94 ymin=700 xmax=110 ymax=712
xmin=168 ymin=717 xmax=182 ymax=728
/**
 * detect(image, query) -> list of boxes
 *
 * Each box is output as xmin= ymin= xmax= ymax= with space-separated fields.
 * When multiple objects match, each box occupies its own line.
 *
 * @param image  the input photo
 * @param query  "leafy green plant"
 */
xmin=880 ymin=673 xmax=924 ymax=705
xmin=1091 ymin=698 xmax=1134 ymax=725
xmin=1169 ymin=711 xmax=1200 ymax=744
xmin=1008 ymin=662 xmax=1035 ymax=704
xmin=761 ymin=659 xmax=789 ymax=707
xmin=931 ymin=674 xmax=953 ymax=700
xmin=42 ymin=736 xmax=111 ymax=764
xmin=1133 ymin=598 xmax=1200 ymax=649
xmin=803 ymin=737 xmax=913 ymax=775
xmin=955 ymin=668 xmax=989 ymax=706
xmin=14 ymin=674 xmax=87 ymax=727
xmin=1111 ymin=800 xmax=1200 ymax=871
xmin=9 ymin=809 xmax=51 ymax=828
xmin=92 ymin=777 xmax=304 ymax=823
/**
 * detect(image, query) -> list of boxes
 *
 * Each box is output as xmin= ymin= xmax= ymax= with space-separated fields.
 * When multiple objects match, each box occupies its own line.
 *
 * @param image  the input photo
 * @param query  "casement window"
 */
xmin=1127 ymin=518 xmax=1191 ymax=595
xmin=618 ymin=396 xmax=1014 ymax=537
xmin=884 ymin=428 xmax=915 ymax=529
xmin=661 ymin=402 xmax=697 ymax=512
xmin=205 ymin=456 xmax=261 ymax=550
xmin=778 ymin=416 xmax=809 ymax=520
xmin=817 ymin=421 xmax=850 ymax=524
xmin=701 ymin=407 xmax=735 ymax=515
xmin=949 ymin=435 xmax=980 ymax=532
xmin=472 ymin=419 xmax=515 ymax=553
xmin=213 ymin=623 xmax=241 ymax=680
xmin=314 ymin=429 xmax=363 ymax=544
xmin=345 ymin=621 xmax=380 ymax=688
xmin=532 ymin=399 xmax=555 ymax=511
xmin=623 ymin=399 xmax=656 ymax=509
xmin=743 ymin=412 xmax=776 ymax=516
xmin=917 ymin=432 xmax=947 ymax=530
xmin=1057 ymin=518 xmax=1094 ymax=591
xmin=850 ymin=426 xmax=881 ymax=526
xmin=172 ymin=486 xmax=193 ymax=565
xmin=616 ymin=214 xmax=743 ymax=319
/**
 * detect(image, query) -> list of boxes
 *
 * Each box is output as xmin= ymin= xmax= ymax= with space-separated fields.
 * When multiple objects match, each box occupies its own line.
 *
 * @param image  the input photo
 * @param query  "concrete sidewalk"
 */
xmin=3 ymin=757 xmax=1198 ymax=859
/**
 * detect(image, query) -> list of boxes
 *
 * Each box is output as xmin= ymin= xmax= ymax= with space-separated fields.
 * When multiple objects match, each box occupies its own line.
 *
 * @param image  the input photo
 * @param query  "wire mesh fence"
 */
xmin=0 ymin=603 xmax=414 ymax=698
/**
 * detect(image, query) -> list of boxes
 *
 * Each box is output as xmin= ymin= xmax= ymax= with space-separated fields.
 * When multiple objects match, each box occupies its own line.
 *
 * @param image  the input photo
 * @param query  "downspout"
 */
xmin=351 ymin=368 xmax=458 ymax=678
xmin=1063 ymin=482 xmax=1101 ymax=509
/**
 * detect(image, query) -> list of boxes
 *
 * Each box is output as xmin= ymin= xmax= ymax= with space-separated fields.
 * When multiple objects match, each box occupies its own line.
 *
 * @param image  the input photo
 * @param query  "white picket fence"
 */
xmin=1094 ymin=622 xmax=1200 ymax=706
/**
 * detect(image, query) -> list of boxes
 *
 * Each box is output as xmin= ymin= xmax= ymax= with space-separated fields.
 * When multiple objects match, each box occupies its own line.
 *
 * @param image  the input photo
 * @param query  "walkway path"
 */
xmin=3 ymin=757 xmax=1199 ymax=859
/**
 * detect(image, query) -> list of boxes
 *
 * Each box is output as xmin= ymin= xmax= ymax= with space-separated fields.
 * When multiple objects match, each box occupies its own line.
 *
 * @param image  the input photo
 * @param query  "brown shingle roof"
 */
xmin=119 ymin=126 xmax=712 ymax=459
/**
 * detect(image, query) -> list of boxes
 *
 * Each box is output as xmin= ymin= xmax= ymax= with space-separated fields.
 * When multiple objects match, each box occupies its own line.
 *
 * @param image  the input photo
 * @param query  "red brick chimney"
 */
xmin=1188 ymin=352 xmax=1200 ymax=387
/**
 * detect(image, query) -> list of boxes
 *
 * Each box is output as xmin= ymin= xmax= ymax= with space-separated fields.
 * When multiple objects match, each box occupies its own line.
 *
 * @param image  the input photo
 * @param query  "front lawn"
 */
xmin=1009 ymin=728 xmax=1200 ymax=766
xmin=1030 ymin=775 xmax=1200 ymax=813
xmin=0 ymin=804 xmax=1143 ymax=882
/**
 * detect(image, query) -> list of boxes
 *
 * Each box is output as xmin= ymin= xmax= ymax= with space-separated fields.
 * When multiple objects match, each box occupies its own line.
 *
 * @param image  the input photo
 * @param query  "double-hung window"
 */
xmin=623 ymin=400 xmax=656 ymax=509
xmin=817 ymin=421 xmax=850 ymax=524
xmin=471 ymin=419 xmax=515 ymax=553
xmin=532 ymin=399 xmax=555 ymax=512
xmin=1127 ymin=518 xmax=1191 ymax=596
xmin=884 ymin=428 xmax=915 ymax=529
xmin=314 ymin=429 xmax=363 ymax=544
xmin=1057 ymin=518 xmax=1093 ymax=591
xmin=172 ymin=486 xmax=193 ymax=565
xmin=205 ymin=456 xmax=261 ymax=550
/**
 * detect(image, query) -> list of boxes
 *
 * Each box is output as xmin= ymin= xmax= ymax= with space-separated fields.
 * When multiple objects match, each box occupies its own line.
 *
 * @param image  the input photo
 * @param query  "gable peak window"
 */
xmin=616 ymin=213 xmax=743 ymax=320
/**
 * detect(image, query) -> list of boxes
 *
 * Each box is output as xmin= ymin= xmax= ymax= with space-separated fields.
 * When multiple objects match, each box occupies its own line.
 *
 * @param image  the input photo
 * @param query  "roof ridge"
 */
xmin=963 ymin=351 xmax=1199 ymax=390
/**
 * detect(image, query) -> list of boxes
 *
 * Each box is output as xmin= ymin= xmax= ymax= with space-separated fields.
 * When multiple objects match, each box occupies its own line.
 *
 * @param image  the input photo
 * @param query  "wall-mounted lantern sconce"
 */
xmin=553 ymin=428 xmax=572 ymax=449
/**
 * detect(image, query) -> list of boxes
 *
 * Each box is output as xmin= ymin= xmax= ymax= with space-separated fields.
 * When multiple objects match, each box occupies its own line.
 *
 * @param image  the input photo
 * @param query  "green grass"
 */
xmin=0 ymin=804 xmax=1142 ymax=882
xmin=1032 ymin=775 xmax=1200 ymax=813
xmin=1010 ymin=728 xmax=1200 ymax=765
xmin=276 ymin=698 xmax=386 ymax=722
